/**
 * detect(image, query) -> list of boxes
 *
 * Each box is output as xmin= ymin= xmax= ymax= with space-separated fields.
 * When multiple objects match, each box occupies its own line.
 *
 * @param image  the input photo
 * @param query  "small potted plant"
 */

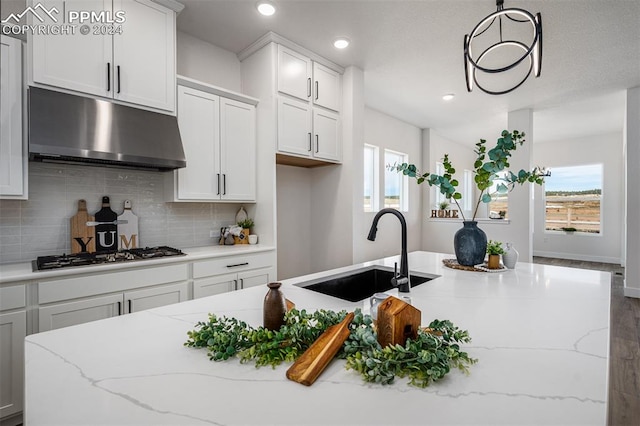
xmin=561 ymin=227 xmax=577 ymax=233
xmin=486 ymin=240 xmax=505 ymax=269
xmin=235 ymin=218 xmax=254 ymax=244
xmin=498 ymin=210 xmax=506 ymax=219
xmin=437 ymin=200 xmax=450 ymax=217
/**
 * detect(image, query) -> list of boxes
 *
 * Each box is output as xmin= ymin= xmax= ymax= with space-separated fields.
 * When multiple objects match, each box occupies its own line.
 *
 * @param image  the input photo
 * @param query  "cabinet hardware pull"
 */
xmin=223 ymin=174 xmax=227 ymax=195
xmin=308 ymin=132 xmax=312 ymax=151
xmin=117 ymin=301 xmax=121 ymax=315
xmin=107 ymin=63 xmax=111 ymax=92
xmin=307 ymin=78 xmax=311 ymax=98
xmin=239 ymin=279 xmax=244 ymax=290
xmin=128 ymin=299 xmax=132 ymax=313
xmin=117 ymin=65 xmax=121 ymax=94
xmin=217 ymin=173 xmax=220 ymax=195
xmin=315 ymin=81 xmax=319 ymax=100
xmin=227 ymin=262 xmax=249 ymax=268
xmin=315 ymin=134 xmax=319 ymax=153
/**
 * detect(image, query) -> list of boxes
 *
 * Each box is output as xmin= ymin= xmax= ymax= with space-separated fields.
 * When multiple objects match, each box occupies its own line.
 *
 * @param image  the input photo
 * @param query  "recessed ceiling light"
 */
xmin=256 ymin=1 xmax=276 ymax=16
xmin=442 ymin=94 xmax=455 ymax=101
xmin=333 ymin=38 xmax=350 ymax=49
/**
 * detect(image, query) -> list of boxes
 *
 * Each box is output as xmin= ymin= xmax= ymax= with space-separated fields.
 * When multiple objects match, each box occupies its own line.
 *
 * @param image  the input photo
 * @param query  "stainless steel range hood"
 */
xmin=29 ymin=87 xmax=186 ymax=171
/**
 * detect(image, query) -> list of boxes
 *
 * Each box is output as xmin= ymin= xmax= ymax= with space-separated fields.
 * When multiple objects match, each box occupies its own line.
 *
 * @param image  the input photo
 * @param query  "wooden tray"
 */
xmin=442 ymin=258 xmax=506 ymax=273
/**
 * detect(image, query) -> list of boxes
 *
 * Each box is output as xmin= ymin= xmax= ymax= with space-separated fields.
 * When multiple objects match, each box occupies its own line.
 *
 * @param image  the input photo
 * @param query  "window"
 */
xmin=545 ymin=164 xmax=602 ymax=233
xmin=364 ymin=144 xmax=379 ymax=212
xmin=488 ymin=171 xmax=509 ymax=219
xmin=463 ymin=169 xmax=473 ymax=212
xmin=434 ymin=162 xmax=446 ymax=207
xmin=384 ymin=149 xmax=408 ymax=211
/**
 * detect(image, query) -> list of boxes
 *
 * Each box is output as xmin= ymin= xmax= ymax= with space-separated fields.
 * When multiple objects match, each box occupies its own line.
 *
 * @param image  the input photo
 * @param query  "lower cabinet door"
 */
xmin=193 ymin=274 xmax=237 ymax=299
xmin=0 ymin=310 xmax=26 ymax=419
xmin=38 ymin=294 xmax=123 ymax=332
xmin=125 ymin=282 xmax=189 ymax=313
xmin=238 ymin=267 xmax=275 ymax=290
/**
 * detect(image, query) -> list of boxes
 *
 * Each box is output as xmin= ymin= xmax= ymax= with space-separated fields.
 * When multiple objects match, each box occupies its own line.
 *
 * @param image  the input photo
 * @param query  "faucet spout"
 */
xmin=367 ymin=208 xmax=410 ymax=293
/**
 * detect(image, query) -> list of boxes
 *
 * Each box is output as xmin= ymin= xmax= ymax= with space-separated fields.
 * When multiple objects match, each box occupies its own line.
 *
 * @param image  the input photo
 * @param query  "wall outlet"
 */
xmin=210 ymin=230 xmax=220 ymax=238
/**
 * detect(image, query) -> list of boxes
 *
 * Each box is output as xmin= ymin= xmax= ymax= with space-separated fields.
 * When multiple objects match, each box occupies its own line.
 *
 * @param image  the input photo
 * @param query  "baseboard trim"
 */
xmin=623 ymin=286 xmax=640 ymax=299
xmin=533 ymin=251 xmax=621 ymax=265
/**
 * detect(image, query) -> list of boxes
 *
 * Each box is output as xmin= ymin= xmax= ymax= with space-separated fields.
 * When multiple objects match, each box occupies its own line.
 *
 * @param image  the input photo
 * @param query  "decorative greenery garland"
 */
xmin=185 ymin=308 xmax=476 ymax=388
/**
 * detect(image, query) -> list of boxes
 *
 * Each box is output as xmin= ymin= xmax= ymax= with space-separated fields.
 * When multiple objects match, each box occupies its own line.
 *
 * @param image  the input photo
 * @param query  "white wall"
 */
xmin=532 ymin=132 xmax=624 ymax=264
xmin=177 ymin=31 xmax=241 ymax=91
xmin=276 ymin=165 xmax=311 ymax=279
xmin=353 ymin=108 xmax=422 ymax=263
xmin=625 ymin=87 xmax=640 ymax=298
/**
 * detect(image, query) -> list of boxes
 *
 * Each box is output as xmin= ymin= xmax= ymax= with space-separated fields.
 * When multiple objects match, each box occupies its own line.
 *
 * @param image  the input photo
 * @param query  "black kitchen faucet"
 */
xmin=367 ymin=208 xmax=411 ymax=293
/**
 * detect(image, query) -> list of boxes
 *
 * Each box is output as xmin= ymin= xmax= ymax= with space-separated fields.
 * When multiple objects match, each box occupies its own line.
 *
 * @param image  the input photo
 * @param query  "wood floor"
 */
xmin=532 ymin=257 xmax=640 ymax=426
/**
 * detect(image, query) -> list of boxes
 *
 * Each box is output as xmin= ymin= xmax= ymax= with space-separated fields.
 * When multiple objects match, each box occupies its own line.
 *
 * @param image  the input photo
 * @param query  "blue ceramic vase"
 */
xmin=454 ymin=221 xmax=487 ymax=266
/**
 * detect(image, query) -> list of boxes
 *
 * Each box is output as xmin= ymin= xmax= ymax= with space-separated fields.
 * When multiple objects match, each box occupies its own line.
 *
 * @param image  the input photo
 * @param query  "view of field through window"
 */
xmin=545 ymin=164 xmax=602 ymax=233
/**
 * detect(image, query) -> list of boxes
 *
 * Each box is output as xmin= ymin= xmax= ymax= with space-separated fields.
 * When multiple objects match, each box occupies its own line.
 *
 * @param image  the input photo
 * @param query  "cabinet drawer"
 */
xmin=193 ymin=251 xmax=275 ymax=279
xmin=38 ymin=263 xmax=189 ymax=304
xmin=0 ymin=285 xmax=26 ymax=311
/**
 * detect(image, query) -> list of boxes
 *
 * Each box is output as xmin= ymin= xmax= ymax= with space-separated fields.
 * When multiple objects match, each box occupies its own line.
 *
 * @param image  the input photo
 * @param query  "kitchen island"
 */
xmin=25 ymin=251 xmax=611 ymax=425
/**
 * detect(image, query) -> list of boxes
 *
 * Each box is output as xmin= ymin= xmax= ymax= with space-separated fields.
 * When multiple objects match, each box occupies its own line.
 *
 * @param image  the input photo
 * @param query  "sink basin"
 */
xmin=294 ymin=266 xmax=438 ymax=302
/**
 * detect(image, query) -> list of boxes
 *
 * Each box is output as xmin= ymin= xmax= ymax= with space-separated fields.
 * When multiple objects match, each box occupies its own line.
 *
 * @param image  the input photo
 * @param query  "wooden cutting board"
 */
xmin=286 ymin=312 xmax=354 ymax=386
xmin=117 ymin=200 xmax=139 ymax=250
xmin=70 ymin=199 xmax=95 ymax=253
xmin=94 ymin=196 xmax=118 ymax=253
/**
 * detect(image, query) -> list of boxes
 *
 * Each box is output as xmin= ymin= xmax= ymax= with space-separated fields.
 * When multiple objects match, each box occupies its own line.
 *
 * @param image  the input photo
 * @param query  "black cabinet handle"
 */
xmin=223 ymin=174 xmax=226 ymax=195
xmin=315 ymin=81 xmax=319 ymax=100
xmin=117 ymin=301 xmax=121 ymax=315
xmin=315 ymin=134 xmax=319 ymax=153
xmin=227 ymin=262 xmax=249 ymax=268
xmin=217 ymin=173 xmax=220 ymax=195
xmin=128 ymin=299 xmax=132 ymax=313
xmin=308 ymin=132 xmax=312 ymax=151
xmin=117 ymin=65 xmax=121 ymax=94
xmin=107 ymin=63 xmax=111 ymax=92
xmin=307 ymin=78 xmax=311 ymax=98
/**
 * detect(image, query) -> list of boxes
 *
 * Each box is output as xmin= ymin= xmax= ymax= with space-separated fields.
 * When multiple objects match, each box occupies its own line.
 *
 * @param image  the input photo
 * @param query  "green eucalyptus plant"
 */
xmin=391 ymin=130 xmax=546 ymax=221
xmin=237 ymin=218 xmax=254 ymax=229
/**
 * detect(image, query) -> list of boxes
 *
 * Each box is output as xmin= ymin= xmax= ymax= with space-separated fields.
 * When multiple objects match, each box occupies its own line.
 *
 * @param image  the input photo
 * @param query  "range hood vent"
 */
xmin=28 ymin=87 xmax=186 ymax=171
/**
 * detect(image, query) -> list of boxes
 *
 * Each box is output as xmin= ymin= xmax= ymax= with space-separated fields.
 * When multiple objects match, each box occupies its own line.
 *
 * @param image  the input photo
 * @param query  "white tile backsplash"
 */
xmin=0 ymin=162 xmax=245 ymax=264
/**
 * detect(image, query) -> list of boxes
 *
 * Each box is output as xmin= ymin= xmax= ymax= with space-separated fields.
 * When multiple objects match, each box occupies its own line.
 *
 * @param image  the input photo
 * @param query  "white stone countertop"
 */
xmin=25 ymin=251 xmax=611 ymax=425
xmin=0 ymin=244 xmax=275 ymax=284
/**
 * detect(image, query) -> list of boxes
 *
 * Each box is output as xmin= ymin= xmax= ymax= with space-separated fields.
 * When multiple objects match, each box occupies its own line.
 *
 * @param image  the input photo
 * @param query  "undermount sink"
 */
xmin=294 ymin=266 xmax=438 ymax=302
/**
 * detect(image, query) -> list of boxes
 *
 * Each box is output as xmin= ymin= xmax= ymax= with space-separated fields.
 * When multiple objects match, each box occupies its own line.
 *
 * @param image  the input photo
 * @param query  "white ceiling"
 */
xmin=176 ymin=0 xmax=640 ymax=144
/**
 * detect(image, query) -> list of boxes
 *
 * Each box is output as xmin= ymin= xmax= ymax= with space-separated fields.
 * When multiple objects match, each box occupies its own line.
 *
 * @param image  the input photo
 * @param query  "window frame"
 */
xmin=363 ymin=144 xmax=380 ymax=212
xmin=383 ymin=149 xmax=409 ymax=212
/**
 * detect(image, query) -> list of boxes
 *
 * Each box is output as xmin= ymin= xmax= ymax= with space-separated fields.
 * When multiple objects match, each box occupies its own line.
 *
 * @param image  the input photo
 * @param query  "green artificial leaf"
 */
xmin=481 ymin=193 xmax=492 ymax=203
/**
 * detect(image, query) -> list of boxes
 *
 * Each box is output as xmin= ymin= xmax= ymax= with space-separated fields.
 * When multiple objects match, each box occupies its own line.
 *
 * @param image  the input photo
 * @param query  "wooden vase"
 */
xmin=263 ymin=282 xmax=286 ymax=330
xmin=487 ymin=254 xmax=501 ymax=269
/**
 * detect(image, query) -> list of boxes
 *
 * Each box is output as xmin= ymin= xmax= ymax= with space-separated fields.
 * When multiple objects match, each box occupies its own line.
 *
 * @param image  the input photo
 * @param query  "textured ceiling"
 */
xmin=177 ymin=0 xmax=639 ymax=144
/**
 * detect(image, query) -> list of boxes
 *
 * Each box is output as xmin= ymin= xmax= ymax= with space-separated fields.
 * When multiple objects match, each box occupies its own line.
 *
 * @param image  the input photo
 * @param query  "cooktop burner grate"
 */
xmin=34 ymin=246 xmax=185 ymax=271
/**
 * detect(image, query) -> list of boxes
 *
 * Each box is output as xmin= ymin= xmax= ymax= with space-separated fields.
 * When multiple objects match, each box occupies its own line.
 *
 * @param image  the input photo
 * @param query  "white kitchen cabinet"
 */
xmin=0 ymin=285 xmax=26 ymax=421
xmin=277 ymin=45 xmax=312 ymax=102
xmin=277 ymin=45 xmax=341 ymax=112
xmin=38 ymin=282 xmax=188 ymax=332
xmin=0 ymin=35 xmax=27 ymax=199
xmin=312 ymin=62 xmax=341 ymax=112
xmin=192 ymin=251 xmax=276 ymax=299
xmin=29 ymin=0 xmax=176 ymax=112
xmin=277 ymin=97 xmax=340 ymax=162
xmin=168 ymin=80 xmax=257 ymax=202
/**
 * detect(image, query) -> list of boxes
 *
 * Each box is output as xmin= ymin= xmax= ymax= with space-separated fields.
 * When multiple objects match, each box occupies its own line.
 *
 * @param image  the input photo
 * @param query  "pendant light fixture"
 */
xmin=464 ymin=0 xmax=542 ymax=95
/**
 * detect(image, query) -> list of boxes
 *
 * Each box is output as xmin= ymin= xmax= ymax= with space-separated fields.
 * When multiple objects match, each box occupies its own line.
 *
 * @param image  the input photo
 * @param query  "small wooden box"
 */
xmin=376 ymin=296 xmax=421 ymax=348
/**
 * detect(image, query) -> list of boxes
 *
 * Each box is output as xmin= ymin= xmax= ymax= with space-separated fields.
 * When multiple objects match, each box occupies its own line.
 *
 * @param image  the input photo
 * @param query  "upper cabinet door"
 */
xmin=30 ymin=0 xmax=112 ymax=98
xmin=176 ymin=86 xmax=220 ymax=200
xmin=112 ymin=0 xmax=175 ymax=112
xmin=0 ymin=36 xmax=25 ymax=197
xmin=220 ymin=98 xmax=256 ymax=201
xmin=277 ymin=97 xmax=313 ymax=157
xmin=313 ymin=62 xmax=341 ymax=112
xmin=313 ymin=109 xmax=340 ymax=162
xmin=277 ymin=45 xmax=312 ymax=101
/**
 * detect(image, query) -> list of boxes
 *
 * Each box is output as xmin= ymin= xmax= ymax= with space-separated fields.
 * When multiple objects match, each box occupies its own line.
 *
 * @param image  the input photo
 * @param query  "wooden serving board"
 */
xmin=94 ymin=196 xmax=117 ymax=253
xmin=117 ymin=200 xmax=139 ymax=250
xmin=70 ymin=200 xmax=95 ymax=253
xmin=286 ymin=312 xmax=354 ymax=386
